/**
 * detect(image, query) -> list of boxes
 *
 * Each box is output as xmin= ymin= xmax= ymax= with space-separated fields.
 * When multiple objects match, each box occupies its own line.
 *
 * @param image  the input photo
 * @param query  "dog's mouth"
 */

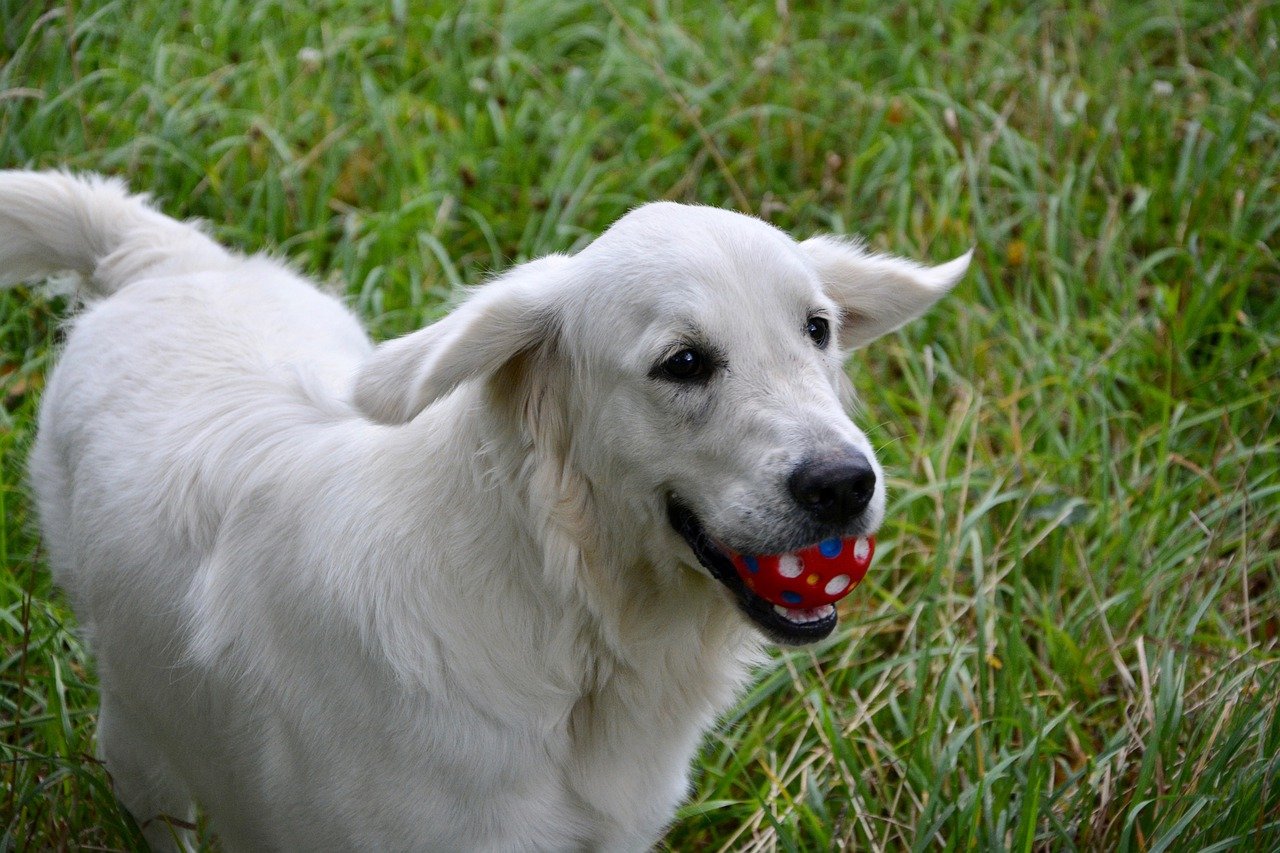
xmin=666 ymin=498 xmax=873 ymax=645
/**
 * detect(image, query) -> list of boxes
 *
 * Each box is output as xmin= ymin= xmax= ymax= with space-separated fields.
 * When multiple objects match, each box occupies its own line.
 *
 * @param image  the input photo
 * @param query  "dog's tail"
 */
xmin=0 ymin=170 xmax=230 ymax=297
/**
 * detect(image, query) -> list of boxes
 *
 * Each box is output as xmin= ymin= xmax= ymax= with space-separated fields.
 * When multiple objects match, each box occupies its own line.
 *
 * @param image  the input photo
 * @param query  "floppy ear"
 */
xmin=353 ymin=255 xmax=571 ymax=424
xmin=800 ymin=237 xmax=973 ymax=349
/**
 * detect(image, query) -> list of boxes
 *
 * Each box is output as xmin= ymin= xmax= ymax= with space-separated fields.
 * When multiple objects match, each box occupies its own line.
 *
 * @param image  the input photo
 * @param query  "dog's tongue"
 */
xmin=728 ymin=536 xmax=874 ymax=609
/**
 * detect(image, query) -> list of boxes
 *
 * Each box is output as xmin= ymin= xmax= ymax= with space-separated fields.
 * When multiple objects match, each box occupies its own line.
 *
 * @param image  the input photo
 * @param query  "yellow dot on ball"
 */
xmin=806 ymin=574 xmax=820 ymax=586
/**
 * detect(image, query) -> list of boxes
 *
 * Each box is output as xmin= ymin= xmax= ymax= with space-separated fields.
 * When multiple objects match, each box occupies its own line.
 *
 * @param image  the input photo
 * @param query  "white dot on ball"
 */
xmin=824 ymin=574 xmax=850 ymax=595
xmin=854 ymin=538 xmax=870 ymax=560
xmin=778 ymin=555 xmax=803 ymax=578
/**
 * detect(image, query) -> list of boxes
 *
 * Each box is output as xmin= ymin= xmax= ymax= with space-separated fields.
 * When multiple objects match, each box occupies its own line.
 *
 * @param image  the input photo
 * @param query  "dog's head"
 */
xmin=355 ymin=204 xmax=969 ymax=644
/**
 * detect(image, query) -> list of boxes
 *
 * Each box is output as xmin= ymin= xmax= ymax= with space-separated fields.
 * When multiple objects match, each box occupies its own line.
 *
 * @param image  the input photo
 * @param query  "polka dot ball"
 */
xmin=729 ymin=536 xmax=874 ymax=609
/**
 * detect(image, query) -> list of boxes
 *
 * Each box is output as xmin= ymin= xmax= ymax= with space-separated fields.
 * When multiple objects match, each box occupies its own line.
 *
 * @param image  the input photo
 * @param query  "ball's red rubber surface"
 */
xmin=729 ymin=536 xmax=874 ymax=608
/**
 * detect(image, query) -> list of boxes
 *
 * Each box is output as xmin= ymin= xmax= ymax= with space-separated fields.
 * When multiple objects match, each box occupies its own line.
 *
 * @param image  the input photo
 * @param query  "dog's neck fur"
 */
xmin=371 ymin=382 xmax=760 ymax=843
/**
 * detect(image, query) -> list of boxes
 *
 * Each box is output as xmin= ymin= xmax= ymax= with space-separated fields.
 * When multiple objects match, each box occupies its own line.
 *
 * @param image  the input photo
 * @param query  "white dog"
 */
xmin=0 ymin=171 xmax=968 ymax=851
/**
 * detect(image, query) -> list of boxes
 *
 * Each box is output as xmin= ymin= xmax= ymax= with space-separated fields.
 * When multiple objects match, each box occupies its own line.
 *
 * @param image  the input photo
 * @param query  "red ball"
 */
xmin=729 ymin=536 xmax=874 ymax=609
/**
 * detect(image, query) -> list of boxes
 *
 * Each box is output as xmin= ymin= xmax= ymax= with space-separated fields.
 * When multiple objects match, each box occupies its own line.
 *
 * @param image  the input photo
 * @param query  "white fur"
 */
xmin=1 ymin=171 xmax=967 ymax=851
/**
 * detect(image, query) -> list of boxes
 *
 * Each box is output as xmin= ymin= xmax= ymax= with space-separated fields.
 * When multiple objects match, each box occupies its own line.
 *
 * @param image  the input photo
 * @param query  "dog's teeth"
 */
xmin=772 ymin=604 xmax=836 ymax=625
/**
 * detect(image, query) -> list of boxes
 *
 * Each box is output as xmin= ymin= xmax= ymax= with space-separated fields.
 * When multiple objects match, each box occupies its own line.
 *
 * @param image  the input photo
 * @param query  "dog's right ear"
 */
xmin=353 ymin=255 xmax=571 ymax=424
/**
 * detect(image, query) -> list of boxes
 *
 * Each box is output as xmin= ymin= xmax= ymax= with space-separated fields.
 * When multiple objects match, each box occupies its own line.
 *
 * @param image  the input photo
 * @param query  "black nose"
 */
xmin=787 ymin=452 xmax=876 ymax=525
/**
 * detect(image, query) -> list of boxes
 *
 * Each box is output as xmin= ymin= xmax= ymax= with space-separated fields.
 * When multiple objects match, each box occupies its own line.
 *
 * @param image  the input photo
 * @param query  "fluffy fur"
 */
xmin=0 ymin=170 xmax=968 ymax=851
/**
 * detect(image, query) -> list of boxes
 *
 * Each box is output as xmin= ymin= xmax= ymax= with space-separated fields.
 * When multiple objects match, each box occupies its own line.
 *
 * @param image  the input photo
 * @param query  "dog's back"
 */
xmin=3 ymin=172 xmax=370 ymax=600
xmin=2 ymin=172 xmax=397 ymax=848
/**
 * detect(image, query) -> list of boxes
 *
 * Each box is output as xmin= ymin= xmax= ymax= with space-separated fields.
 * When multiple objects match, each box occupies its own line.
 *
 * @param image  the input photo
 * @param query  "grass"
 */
xmin=2 ymin=0 xmax=1278 ymax=848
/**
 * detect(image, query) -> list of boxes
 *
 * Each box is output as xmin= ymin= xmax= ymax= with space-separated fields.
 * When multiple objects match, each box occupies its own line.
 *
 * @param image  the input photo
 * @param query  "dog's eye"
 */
xmin=660 ymin=348 xmax=711 ymax=382
xmin=806 ymin=316 xmax=831 ymax=349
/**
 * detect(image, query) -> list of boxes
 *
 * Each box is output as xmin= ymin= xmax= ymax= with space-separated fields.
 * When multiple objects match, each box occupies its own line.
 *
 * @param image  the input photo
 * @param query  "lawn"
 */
xmin=2 ymin=0 xmax=1278 ymax=849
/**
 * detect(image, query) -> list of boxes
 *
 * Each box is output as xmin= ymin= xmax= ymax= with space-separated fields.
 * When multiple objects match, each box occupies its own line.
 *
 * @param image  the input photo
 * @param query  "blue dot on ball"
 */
xmin=781 ymin=590 xmax=803 ymax=605
xmin=819 ymin=538 xmax=842 ymax=558
xmin=744 ymin=556 xmax=760 ymax=574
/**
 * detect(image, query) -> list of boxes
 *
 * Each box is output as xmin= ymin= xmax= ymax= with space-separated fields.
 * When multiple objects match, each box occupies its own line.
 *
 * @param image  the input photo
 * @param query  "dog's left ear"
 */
xmin=800 ymin=237 xmax=973 ymax=350
xmin=353 ymin=255 xmax=570 ymax=424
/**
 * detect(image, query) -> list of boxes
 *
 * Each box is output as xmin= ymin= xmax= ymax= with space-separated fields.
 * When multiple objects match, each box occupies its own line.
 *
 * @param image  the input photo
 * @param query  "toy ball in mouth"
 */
xmin=728 ymin=536 xmax=874 ymax=609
